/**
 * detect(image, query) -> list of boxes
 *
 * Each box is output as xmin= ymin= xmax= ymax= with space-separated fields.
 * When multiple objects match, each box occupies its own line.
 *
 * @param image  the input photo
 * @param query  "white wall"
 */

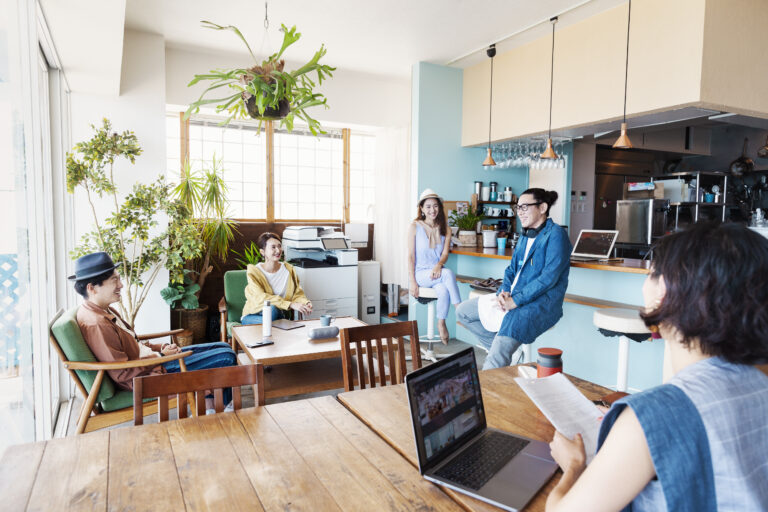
xmin=165 ymin=45 xmax=411 ymax=128
xmin=70 ymin=29 xmax=169 ymax=334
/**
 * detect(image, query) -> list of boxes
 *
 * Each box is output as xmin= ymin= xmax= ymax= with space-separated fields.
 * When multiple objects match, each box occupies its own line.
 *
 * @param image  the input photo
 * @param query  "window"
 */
xmin=349 ymin=133 xmax=376 ymax=222
xmin=168 ymin=113 xmax=375 ymax=222
xmin=274 ymin=129 xmax=343 ymax=220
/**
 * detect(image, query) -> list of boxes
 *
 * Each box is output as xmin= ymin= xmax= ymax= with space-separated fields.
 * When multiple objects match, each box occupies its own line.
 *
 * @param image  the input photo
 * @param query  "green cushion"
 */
xmin=224 ymin=270 xmax=248 ymax=323
xmin=51 ymin=306 xmax=117 ymax=405
xmin=226 ymin=321 xmax=242 ymax=338
xmin=100 ymin=390 xmax=156 ymax=412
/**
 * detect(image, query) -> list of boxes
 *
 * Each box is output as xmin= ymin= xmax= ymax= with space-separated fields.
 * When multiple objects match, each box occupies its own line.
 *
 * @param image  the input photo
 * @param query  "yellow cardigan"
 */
xmin=241 ymin=262 xmax=310 ymax=318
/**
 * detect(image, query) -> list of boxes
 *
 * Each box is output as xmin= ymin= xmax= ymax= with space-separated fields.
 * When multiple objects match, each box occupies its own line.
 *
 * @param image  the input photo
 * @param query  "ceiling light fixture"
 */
xmin=541 ymin=17 xmax=558 ymax=160
xmin=613 ymin=0 xmax=633 ymax=149
xmin=482 ymin=44 xmax=497 ymax=167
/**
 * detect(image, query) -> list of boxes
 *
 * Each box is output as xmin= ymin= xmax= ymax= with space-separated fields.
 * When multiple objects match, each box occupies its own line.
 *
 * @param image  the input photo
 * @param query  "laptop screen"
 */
xmin=571 ymin=230 xmax=618 ymax=258
xmin=405 ymin=348 xmax=486 ymax=472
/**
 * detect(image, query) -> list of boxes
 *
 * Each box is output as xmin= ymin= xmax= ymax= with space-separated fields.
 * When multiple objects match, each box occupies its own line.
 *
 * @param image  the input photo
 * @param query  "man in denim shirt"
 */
xmin=456 ymin=188 xmax=571 ymax=369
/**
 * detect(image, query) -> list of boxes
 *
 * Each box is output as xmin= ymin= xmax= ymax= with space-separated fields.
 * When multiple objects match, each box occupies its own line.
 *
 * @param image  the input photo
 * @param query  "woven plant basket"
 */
xmin=174 ymin=329 xmax=195 ymax=347
xmin=171 ymin=304 xmax=209 ymax=343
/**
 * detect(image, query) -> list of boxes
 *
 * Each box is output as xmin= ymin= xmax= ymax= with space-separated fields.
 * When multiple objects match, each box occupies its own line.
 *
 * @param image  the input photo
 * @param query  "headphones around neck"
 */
xmin=522 ymin=221 xmax=546 ymax=239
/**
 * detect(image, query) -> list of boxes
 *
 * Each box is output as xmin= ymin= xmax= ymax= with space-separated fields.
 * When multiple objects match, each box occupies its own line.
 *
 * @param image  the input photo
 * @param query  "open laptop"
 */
xmin=405 ymin=348 xmax=557 ymax=512
xmin=570 ymin=229 xmax=619 ymax=262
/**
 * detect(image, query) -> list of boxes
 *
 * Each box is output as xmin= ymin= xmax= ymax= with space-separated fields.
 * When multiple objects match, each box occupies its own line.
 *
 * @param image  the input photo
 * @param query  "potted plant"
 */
xmin=232 ymin=241 xmax=263 ymax=269
xmin=184 ymin=22 xmax=335 ymax=135
xmin=161 ymin=157 xmax=236 ymax=342
xmin=449 ymin=210 xmax=485 ymax=246
xmin=67 ymin=119 xmax=203 ymax=328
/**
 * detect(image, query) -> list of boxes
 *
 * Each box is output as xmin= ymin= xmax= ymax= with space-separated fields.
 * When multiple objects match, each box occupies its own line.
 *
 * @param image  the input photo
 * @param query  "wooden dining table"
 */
xmin=2 ymin=365 xmax=612 ymax=512
xmin=2 ymin=395 xmax=464 ymax=511
xmin=337 ymin=365 xmax=612 ymax=512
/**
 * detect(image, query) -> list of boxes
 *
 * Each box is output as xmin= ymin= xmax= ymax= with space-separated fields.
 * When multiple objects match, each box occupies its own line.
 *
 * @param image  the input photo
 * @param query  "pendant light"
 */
xmin=540 ymin=17 xmax=558 ymax=160
xmin=482 ymin=44 xmax=497 ymax=166
xmin=613 ymin=0 xmax=633 ymax=149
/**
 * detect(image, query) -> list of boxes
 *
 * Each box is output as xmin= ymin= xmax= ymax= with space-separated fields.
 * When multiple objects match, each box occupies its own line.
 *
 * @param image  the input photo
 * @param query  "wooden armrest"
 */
xmin=64 ymin=351 xmax=193 ymax=370
xmin=136 ymin=329 xmax=185 ymax=340
xmin=218 ymin=296 xmax=227 ymax=314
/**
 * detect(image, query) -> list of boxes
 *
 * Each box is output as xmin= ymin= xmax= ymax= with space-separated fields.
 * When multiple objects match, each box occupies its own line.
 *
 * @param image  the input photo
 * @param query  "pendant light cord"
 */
xmin=548 ymin=17 xmax=556 ymax=139
xmin=488 ymin=51 xmax=494 ymax=149
xmin=622 ymin=0 xmax=631 ymax=122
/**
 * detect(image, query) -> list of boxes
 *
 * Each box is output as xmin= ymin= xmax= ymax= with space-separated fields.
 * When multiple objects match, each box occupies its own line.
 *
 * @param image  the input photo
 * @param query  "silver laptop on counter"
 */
xmin=570 ymin=229 xmax=619 ymax=262
xmin=405 ymin=348 xmax=557 ymax=512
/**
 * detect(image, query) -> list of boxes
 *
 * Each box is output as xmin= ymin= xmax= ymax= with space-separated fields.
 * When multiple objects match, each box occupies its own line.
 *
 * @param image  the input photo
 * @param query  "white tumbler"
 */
xmin=262 ymin=300 xmax=272 ymax=338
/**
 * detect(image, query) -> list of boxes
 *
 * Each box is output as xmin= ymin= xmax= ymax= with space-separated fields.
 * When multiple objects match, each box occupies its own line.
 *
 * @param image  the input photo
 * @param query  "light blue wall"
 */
xmin=412 ymin=62 xmax=529 ymax=209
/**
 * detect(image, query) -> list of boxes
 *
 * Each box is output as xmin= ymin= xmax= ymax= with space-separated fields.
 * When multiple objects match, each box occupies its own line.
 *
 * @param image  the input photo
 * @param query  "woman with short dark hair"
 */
xmin=241 ymin=232 xmax=312 ymax=325
xmin=546 ymin=222 xmax=768 ymax=511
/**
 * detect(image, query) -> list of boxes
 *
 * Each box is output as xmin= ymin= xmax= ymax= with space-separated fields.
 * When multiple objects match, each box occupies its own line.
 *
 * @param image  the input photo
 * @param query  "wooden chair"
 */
xmin=132 ymin=364 xmax=265 ymax=425
xmin=339 ymin=320 xmax=422 ymax=391
xmin=49 ymin=307 xmax=192 ymax=434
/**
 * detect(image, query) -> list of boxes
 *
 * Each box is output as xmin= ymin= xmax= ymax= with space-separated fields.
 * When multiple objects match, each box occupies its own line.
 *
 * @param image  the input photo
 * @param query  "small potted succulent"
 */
xmin=184 ymin=22 xmax=335 ymax=135
xmin=449 ymin=210 xmax=484 ymax=246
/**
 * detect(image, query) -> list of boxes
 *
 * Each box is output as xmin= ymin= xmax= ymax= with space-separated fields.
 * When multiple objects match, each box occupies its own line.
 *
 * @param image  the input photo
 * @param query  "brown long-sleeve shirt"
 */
xmin=76 ymin=300 xmax=165 ymax=391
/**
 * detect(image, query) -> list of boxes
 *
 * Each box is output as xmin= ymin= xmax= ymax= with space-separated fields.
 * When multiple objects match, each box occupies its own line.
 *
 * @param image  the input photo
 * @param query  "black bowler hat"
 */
xmin=68 ymin=252 xmax=118 ymax=281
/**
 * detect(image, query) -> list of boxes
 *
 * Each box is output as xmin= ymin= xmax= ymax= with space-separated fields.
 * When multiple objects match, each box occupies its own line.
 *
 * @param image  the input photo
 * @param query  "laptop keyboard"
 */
xmin=434 ymin=431 xmax=530 ymax=491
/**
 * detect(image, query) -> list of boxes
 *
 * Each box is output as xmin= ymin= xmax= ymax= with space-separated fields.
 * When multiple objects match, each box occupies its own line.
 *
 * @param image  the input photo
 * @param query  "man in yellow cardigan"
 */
xmin=241 ymin=232 xmax=313 ymax=325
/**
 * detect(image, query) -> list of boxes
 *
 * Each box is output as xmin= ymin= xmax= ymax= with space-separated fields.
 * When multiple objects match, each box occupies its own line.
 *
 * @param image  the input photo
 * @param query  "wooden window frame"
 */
xmin=177 ymin=116 xmax=360 ymax=224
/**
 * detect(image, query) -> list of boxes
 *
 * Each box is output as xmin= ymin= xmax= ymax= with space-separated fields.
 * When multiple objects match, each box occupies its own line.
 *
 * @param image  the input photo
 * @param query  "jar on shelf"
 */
xmin=489 ymin=182 xmax=498 ymax=202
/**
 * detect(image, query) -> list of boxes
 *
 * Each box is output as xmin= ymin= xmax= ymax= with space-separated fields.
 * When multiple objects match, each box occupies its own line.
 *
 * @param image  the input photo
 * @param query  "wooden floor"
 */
xmin=63 ymin=336 xmax=488 ymax=436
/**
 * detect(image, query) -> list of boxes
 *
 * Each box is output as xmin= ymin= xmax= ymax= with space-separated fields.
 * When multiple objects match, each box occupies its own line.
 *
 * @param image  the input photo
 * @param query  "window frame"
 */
xmin=176 ymin=115 xmax=362 ymax=224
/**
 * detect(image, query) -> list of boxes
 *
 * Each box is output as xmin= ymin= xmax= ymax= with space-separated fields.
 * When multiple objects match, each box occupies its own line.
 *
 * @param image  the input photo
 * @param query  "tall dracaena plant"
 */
xmin=172 ymin=157 xmax=237 ymax=299
xmin=66 ymin=119 xmax=203 ymax=327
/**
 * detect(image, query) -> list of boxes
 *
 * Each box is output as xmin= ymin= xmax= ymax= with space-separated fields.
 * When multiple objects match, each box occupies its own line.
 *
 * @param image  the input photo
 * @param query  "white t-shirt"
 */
xmin=509 ymin=237 xmax=535 ymax=292
xmin=258 ymin=262 xmax=289 ymax=297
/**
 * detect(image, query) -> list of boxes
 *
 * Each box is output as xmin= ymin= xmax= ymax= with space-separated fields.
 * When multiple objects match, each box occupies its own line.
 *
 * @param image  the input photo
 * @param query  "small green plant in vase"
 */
xmin=449 ymin=210 xmax=484 ymax=246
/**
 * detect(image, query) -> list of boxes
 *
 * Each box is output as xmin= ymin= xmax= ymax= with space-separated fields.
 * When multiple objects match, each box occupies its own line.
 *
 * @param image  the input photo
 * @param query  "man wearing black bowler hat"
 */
xmin=70 ymin=251 xmax=237 ymax=412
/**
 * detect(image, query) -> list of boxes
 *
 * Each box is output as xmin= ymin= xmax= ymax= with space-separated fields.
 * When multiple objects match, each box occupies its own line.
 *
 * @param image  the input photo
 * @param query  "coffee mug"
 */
xmin=320 ymin=314 xmax=335 ymax=327
xmin=491 ymin=207 xmax=500 ymax=216
xmin=496 ymin=237 xmax=507 ymax=250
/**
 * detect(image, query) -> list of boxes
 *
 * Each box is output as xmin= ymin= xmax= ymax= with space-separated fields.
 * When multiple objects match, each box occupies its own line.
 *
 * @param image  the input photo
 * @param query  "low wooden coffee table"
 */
xmin=233 ymin=316 xmax=367 ymax=399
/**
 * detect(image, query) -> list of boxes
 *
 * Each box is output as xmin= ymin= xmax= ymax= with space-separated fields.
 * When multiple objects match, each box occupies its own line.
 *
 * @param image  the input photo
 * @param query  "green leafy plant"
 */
xmin=67 ymin=119 xmax=204 ymax=327
xmin=449 ymin=210 xmax=485 ymax=231
xmin=184 ymin=22 xmax=335 ymax=135
xmin=160 ymin=270 xmax=201 ymax=309
xmin=170 ymin=157 xmax=237 ymax=307
xmin=232 ymin=241 xmax=263 ymax=269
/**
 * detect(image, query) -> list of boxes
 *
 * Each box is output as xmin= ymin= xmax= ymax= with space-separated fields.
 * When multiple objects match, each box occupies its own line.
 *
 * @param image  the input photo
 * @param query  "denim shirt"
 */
xmin=598 ymin=357 xmax=768 ymax=511
xmin=497 ymin=218 xmax=571 ymax=343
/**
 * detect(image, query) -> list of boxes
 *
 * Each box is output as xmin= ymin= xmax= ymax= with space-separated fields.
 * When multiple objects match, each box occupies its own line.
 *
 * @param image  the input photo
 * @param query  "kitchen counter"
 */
xmin=450 ymin=243 xmax=650 ymax=274
xmin=422 ymin=242 xmax=662 ymax=392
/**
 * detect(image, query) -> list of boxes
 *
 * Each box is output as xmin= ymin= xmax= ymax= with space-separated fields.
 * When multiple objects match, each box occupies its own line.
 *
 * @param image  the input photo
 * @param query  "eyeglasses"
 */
xmin=514 ymin=202 xmax=542 ymax=213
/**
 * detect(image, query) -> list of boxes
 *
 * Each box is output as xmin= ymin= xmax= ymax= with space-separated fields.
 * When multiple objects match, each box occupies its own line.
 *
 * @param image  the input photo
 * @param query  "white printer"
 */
xmin=282 ymin=226 xmax=358 ymax=266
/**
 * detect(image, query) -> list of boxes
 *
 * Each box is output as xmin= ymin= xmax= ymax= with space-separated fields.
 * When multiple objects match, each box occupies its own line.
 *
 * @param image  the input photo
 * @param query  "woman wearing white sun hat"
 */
xmin=407 ymin=189 xmax=461 ymax=344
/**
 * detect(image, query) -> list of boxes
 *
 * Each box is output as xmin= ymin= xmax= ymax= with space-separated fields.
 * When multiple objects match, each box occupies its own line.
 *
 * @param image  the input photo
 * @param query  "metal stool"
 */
xmin=593 ymin=308 xmax=651 ymax=392
xmin=467 ymin=288 xmax=532 ymax=363
xmin=415 ymin=287 xmax=451 ymax=363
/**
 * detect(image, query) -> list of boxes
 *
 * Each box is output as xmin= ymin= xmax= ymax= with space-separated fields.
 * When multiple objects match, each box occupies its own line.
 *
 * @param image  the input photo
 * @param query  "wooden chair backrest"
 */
xmin=132 ymin=364 xmax=264 ymax=425
xmin=48 ymin=309 xmax=92 ymax=403
xmin=339 ymin=320 xmax=422 ymax=392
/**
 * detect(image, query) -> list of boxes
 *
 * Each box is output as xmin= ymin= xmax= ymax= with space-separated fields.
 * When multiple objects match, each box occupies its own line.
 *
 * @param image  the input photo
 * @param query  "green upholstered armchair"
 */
xmin=49 ymin=307 xmax=192 ymax=434
xmin=219 ymin=270 xmax=248 ymax=347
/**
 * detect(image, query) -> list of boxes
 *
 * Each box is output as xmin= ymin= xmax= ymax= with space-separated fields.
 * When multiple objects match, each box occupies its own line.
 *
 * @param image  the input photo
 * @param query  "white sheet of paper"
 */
xmin=514 ymin=373 xmax=603 ymax=463
xmin=478 ymin=292 xmax=506 ymax=332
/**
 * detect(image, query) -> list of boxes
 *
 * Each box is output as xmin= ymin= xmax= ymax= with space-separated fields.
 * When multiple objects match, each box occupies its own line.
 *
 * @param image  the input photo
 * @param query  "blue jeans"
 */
xmin=455 ymin=298 xmax=522 ymax=370
xmin=415 ymin=267 xmax=462 ymax=319
xmin=241 ymin=307 xmax=284 ymax=325
xmin=163 ymin=342 xmax=237 ymax=404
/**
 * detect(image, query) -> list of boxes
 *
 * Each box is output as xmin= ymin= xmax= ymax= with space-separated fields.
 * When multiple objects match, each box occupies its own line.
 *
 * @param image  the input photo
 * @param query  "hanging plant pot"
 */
xmin=244 ymin=95 xmax=291 ymax=120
